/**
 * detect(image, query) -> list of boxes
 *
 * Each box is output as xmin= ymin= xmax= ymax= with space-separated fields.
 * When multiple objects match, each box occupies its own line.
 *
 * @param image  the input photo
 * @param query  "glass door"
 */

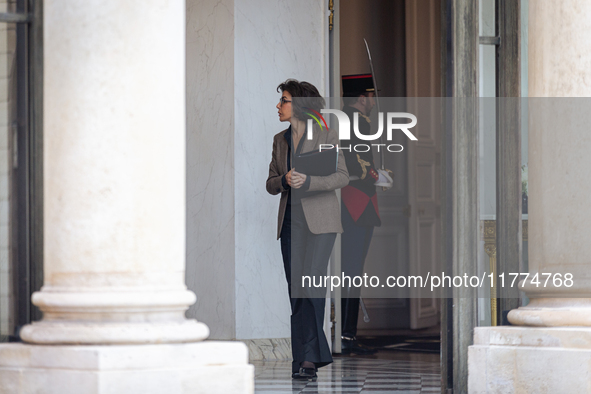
xmin=0 ymin=0 xmax=42 ymax=342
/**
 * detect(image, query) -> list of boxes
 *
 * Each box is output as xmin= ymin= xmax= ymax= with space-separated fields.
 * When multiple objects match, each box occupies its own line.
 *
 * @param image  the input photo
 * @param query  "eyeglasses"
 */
xmin=279 ymin=97 xmax=292 ymax=105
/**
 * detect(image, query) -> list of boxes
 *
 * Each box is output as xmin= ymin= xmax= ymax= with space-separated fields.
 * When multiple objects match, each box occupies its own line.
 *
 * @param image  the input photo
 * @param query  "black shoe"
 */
xmin=341 ymin=337 xmax=378 ymax=355
xmin=293 ymin=367 xmax=317 ymax=379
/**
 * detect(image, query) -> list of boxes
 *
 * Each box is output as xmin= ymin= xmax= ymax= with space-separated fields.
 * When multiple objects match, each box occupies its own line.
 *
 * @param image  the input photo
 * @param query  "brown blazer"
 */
xmin=266 ymin=126 xmax=349 ymax=239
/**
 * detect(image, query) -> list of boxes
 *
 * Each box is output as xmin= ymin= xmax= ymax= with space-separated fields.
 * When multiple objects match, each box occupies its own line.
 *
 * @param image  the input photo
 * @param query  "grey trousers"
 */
xmin=280 ymin=203 xmax=335 ymax=373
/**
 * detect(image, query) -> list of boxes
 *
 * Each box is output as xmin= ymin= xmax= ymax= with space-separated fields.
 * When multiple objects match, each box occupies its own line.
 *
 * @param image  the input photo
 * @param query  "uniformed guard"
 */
xmin=340 ymin=73 xmax=392 ymax=354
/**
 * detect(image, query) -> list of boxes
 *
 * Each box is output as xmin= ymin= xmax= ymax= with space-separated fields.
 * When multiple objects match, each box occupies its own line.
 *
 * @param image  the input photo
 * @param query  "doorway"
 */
xmin=330 ymin=0 xmax=524 ymax=392
xmin=332 ymin=0 xmax=443 ymax=359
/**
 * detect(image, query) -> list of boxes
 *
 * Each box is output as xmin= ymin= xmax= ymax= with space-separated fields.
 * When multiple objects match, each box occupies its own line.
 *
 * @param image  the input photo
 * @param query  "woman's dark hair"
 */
xmin=277 ymin=79 xmax=325 ymax=121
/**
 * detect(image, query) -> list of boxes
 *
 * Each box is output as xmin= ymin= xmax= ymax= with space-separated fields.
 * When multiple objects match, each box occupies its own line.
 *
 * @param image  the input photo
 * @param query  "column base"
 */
xmin=508 ymin=298 xmax=591 ymax=326
xmin=468 ymin=326 xmax=591 ymax=393
xmin=20 ymin=319 xmax=210 ymax=345
xmin=0 ymin=341 xmax=254 ymax=394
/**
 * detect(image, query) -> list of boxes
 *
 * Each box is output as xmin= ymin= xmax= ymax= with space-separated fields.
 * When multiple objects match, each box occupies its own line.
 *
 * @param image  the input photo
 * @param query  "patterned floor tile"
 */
xmin=253 ymin=355 xmax=441 ymax=393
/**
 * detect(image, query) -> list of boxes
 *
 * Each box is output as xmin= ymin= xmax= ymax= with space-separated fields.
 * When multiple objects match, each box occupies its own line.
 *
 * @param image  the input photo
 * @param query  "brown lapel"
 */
xmin=278 ymin=128 xmax=289 ymax=174
xmin=301 ymin=124 xmax=322 ymax=154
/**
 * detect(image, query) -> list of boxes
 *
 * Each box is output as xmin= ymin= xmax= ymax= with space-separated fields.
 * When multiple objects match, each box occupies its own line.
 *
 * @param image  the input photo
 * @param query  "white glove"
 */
xmin=375 ymin=169 xmax=393 ymax=189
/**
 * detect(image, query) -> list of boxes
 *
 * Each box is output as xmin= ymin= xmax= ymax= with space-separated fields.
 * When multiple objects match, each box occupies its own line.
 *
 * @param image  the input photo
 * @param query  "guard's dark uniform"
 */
xmin=340 ymin=74 xmax=382 ymax=345
xmin=340 ymin=105 xmax=381 ymax=339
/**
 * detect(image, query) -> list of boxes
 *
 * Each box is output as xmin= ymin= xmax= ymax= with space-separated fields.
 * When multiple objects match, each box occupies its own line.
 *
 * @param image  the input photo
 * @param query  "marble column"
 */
xmin=469 ymin=1 xmax=591 ymax=392
xmin=0 ymin=1 xmax=253 ymax=393
xmin=506 ymin=0 xmax=591 ymax=327
xmin=21 ymin=0 xmax=206 ymax=345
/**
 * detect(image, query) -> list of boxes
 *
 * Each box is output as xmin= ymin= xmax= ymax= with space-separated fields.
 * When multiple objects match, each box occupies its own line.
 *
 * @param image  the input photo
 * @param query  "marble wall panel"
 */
xmin=233 ymin=0 xmax=326 ymax=340
xmin=186 ymin=0 xmax=236 ymax=339
xmin=186 ymin=0 xmax=327 ymax=340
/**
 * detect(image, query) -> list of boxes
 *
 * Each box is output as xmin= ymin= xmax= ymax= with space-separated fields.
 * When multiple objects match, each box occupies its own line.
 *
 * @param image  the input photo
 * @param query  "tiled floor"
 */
xmin=253 ymin=353 xmax=441 ymax=393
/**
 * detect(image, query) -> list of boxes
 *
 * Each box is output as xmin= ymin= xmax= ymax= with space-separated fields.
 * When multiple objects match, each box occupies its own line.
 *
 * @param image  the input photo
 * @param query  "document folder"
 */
xmin=293 ymin=147 xmax=338 ymax=176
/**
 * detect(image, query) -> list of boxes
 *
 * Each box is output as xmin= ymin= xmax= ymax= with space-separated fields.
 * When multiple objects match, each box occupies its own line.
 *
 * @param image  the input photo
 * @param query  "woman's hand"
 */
xmin=285 ymin=168 xmax=294 ymax=188
xmin=291 ymin=170 xmax=307 ymax=189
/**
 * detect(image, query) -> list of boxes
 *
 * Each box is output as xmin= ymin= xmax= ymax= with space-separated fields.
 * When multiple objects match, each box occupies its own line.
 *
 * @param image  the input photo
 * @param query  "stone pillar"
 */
xmin=469 ymin=1 xmax=591 ymax=392
xmin=22 ymin=0 xmax=206 ymax=345
xmin=507 ymin=0 xmax=591 ymax=327
xmin=0 ymin=1 xmax=253 ymax=393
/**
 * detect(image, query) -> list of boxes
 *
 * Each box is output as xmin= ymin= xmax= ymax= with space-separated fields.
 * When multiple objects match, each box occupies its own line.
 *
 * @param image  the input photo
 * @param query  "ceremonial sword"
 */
xmin=364 ymin=38 xmax=385 ymax=170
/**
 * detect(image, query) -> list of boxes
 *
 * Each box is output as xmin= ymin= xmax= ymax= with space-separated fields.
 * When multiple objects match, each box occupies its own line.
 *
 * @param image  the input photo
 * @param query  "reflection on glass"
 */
xmin=477 ymin=0 xmax=497 ymax=327
xmin=0 ymin=21 xmax=17 ymax=341
xmin=521 ymin=0 xmax=529 ymax=306
xmin=479 ymin=0 xmax=495 ymax=37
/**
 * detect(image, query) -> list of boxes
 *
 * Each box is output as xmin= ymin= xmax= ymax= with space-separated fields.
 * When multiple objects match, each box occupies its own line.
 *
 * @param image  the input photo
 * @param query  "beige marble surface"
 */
xmin=0 ymin=342 xmax=254 ymax=394
xmin=241 ymin=338 xmax=291 ymax=361
xmin=529 ymin=0 xmax=591 ymax=97
xmin=469 ymin=326 xmax=591 ymax=393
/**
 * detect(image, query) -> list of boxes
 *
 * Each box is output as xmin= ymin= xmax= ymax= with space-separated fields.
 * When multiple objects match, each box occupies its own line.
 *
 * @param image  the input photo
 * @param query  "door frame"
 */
xmin=405 ymin=0 xmax=442 ymax=330
xmin=328 ymin=0 xmax=342 ymax=353
xmin=1 ymin=0 xmax=44 ymax=341
xmin=441 ymin=0 xmax=522 ymax=393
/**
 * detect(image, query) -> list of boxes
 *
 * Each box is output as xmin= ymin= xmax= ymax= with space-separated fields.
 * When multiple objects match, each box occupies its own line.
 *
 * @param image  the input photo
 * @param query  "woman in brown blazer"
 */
xmin=266 ymin=79 xmax=348 ymax=379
